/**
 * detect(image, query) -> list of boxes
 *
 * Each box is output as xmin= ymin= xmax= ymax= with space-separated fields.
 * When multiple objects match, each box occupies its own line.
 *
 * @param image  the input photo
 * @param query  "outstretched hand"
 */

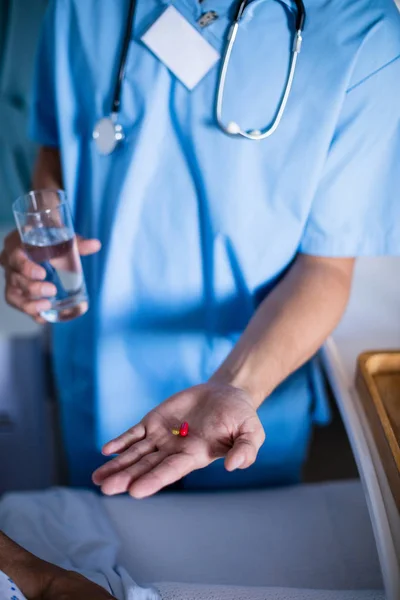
xmin=92 ymin=383 xmax=265 ymax=498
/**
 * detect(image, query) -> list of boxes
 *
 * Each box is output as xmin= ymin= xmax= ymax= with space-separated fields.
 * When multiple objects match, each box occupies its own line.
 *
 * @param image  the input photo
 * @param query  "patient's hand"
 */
xmin=92 ymin=383 xmax=265 ymax=498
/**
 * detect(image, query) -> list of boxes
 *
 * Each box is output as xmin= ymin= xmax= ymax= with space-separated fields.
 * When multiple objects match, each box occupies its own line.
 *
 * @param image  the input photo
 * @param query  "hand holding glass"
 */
xmin=13 ymin=189 xmax=88 ymax=323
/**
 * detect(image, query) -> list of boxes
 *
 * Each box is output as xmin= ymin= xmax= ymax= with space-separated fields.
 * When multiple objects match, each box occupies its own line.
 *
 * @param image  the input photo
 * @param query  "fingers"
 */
xmin=76 ymin=236 xmax=101 ymax=256
xmin=1 ymin=230 xmax=52 ymax=320
xmin=97 ymin=443 xmax=204 ymax=498
xmin=92 ymin=438 xmax=156 ymax=485
xmin=5 ymin=285 xmax=52 ymax=317
xmin=129 ymin=452 xmax=200 ymax=499
xmin=224 ymin=425 xmax=266 ymax=472
xmin=6 ymin=270 xmax=56 ymax=298
xmin=99 ymin=451 xmax=167 ymax=496
xmin=101 ymin=423 xmax=146 ymax=455
xmin=4 ymin=267 xmax=55 ymax=320
xmin=7 ymin=247 xmax=46 ymax=279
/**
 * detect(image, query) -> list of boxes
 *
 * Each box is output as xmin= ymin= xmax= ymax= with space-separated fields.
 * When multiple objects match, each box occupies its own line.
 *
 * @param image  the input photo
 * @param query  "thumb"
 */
xmin=224 ymin=426 xmax=265 ymax=472
xmin=76 ymin=235 xmax=101 ymax=256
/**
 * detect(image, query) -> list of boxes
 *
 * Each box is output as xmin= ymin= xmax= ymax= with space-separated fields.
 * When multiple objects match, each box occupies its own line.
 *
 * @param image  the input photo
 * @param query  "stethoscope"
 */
xmin=93 ymin=0 xmax=306 ymax=154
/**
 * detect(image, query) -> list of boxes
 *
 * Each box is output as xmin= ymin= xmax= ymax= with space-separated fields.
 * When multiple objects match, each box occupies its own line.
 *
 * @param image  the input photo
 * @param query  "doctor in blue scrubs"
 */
xmin=1 ymin=0 xmax=400 ymax=496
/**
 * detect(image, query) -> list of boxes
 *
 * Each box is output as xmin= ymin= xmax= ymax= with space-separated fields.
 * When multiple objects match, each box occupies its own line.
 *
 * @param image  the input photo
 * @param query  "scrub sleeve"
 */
xmin=300 ymin=56 xmax=400 ymax=257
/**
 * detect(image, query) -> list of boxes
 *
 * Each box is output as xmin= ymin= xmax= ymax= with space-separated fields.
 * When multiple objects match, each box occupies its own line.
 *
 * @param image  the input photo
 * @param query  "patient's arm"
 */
xmin=0 ymin=531 xmax=48 ymax=598
xmin=0 ymin=531 xmax=115 ymax=599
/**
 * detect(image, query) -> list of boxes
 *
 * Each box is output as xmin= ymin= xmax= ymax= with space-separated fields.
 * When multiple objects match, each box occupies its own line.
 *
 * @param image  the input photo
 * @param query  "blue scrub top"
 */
xmin=31 ymin=0 xmax=400 ymax=488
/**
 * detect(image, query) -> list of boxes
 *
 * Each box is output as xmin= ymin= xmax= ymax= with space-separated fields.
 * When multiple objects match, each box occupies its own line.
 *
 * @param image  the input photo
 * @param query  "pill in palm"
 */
xmin=179 ymin=422 xmax=189 ymax=437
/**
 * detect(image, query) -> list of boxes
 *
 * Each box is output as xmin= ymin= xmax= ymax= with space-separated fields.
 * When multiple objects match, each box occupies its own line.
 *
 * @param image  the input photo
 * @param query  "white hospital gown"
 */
xmin=0 ymin=573 xmax=25 ymax=600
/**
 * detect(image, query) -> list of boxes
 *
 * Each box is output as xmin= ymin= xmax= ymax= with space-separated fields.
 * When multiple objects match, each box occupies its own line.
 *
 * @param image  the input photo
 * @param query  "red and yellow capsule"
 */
xmin=179 ymin=422 xmax=189 ymax=437
xmin=171 ymin=422 xmax=189 ymax=437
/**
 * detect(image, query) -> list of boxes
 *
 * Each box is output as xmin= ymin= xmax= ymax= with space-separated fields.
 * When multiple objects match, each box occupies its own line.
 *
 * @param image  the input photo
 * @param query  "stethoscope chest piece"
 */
xmin=93 ymin=116 xmax=125 ymax=155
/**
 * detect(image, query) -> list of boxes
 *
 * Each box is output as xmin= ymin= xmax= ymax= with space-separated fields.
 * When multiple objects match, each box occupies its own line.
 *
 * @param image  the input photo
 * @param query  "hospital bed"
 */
xmin=0 ymin=222 xmax=399 ymax=598
xmin=0 ymin=482 xmax=385 ymax=600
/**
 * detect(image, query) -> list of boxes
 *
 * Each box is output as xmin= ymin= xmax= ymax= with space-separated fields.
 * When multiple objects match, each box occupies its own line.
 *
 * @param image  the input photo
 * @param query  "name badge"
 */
xmin=141 ymin=6 xmax=220 ymax=90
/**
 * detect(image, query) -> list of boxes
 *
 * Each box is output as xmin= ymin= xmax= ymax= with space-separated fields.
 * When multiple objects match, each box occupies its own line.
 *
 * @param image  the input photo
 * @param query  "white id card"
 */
xmin=141 ymin=6 xmax=220 ymax=90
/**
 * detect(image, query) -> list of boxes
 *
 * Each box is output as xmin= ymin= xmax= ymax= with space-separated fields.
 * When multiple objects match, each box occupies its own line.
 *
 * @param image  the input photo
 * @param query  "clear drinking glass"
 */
xmin=13 ymin=189 xmax=89 ymax=323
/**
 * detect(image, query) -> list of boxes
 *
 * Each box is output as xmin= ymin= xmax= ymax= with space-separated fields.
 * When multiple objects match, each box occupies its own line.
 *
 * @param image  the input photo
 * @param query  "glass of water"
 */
xmin=13 ymin=189 xmax=89 ymax=323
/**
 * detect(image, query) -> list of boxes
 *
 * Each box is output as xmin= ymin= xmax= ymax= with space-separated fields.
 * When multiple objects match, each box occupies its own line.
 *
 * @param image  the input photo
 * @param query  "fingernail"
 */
xmin=37 ymin=300 xmax=52 ymax=311
xmin=92 ymin=472 xmax=101 ymax=485
xmin=102 ymin=443 xmax=111 ymax=455
xmin=33 ymin=267 xmax=46 ymax=280
xmin=229 ymin=456 xmax=244 ymax=471
xmin=41 ymin=283 xmax=57 ymax=297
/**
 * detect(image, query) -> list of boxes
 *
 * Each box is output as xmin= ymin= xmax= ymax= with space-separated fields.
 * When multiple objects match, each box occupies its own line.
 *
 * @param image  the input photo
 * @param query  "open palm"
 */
xmin=92 ymin=383 xmax=265 ymax=498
